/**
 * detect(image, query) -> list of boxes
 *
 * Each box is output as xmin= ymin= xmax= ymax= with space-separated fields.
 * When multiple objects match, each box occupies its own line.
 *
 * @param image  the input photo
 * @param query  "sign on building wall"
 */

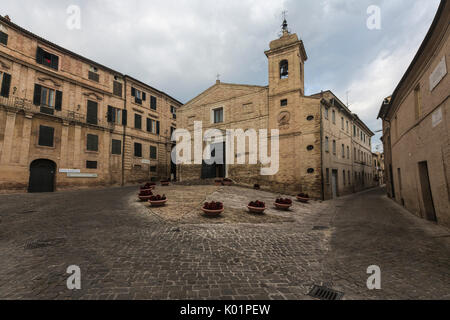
xmin=67 ymin=173 xmax=98 ymax=178
xmin=141 ymin=159 xmax=151 ymax=165
xmin=432 ymin=107 xmax=443 ymax=128
xmin=59 ymin=169 xmax=81 ymax=173
xmin=429 ymin=56 xmax=447 ymax=91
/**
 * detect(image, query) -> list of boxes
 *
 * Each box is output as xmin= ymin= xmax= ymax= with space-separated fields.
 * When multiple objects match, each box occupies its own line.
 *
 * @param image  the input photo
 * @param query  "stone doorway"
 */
xmin=28 ymin=159 xmax=56 ymax=193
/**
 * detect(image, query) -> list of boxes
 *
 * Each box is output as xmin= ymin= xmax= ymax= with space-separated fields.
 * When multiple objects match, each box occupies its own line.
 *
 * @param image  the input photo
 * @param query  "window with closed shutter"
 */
xmin=86 ymin=161 xmax=98 ymax=169
xmin=134 ymin=143 xmax=142 ymax=157
xmin=87 ymin=134 xmax=99 ymax=152
xmin=113 ymin=81 xmax=122 ymax=97
xmin=38 ymin=125 xmax=54 ymax=147
xmin=88 ymin=71 xmax=99 ymax=82
xmin=86 ymin=100 xmax=98 ymax=125
xmin=0 ymin=72 xmax=11 ymax=98
xmin=150 ymin=96 xmax=157 ymax=110
xmin=135 ymin=114 xmax=142 ymax=129
xmin=150 ymin=146 xmax=157 ymax=159
xmin=0 ymin=31 xmax=8 ymax=46
xmin=112 ymin=139 xmax=122 ymax=155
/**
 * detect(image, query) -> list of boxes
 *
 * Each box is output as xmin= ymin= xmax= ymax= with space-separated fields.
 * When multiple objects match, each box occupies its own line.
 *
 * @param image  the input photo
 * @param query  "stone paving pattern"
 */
xmin=0 ymin=185 xmax=449 ymax=300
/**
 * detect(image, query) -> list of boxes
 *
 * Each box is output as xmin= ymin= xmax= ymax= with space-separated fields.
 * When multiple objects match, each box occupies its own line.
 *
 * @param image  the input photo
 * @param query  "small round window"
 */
xmin=307 ymin=145 xmax=314 ymax=151
xmin=307 ymin=115 xmax=314 ymax=121
xmin=307 ymin=168 xmax=315 ymax=174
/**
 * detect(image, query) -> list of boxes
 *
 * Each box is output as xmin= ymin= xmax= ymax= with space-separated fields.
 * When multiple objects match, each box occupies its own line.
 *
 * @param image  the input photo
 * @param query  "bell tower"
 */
xmin=265 ymin=18 xmax=308 ymax=97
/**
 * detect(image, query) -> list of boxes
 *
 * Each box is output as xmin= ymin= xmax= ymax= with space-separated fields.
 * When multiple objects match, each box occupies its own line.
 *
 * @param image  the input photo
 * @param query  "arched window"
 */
xmin=280 ymin=60 xmax=289 ymax=79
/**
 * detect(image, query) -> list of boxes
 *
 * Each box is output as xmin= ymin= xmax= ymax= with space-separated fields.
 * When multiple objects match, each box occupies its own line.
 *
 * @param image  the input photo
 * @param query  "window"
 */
xmin=342 ymin=144 xmax=345 ymax=158
xmin=0 ymin=31 xmax=8 ymax=46
xmin=33 ymin=84 xmax=63 ymax=114
xmin=150 ymin=146 xmax=157 ymax=160
xmin=414 ymin=85 xmax=422 ymax=120
xmin=348 ymin=171 xmax=351 ymax=185
xmin=134 ymin=143 xmax=142 ymax=157
xmin=147 ymin=118 xmax=160 ymax=134
xmin=88 ymin=66 xmax=99 ymax=82
xmin=213 ymin=108 xmax=224 ymax=124
xmin=38 ymin=125 xmax=54 ymax=147
xmin=354 ymin=148 xmax=357 ymax=161
xmin=325 ymin=137 xmax=329 ymax=152
xmin=332 ymin=110 xmax=336 ymax=124
xmin=131 ymin=87 xmax=145 ymax=105
xmin=353 ymin=125 xmax=356 ymax=137
xmin=324 ymin=107 xmax=329 ymax=120
xmin=332 ymin=140 xmax=336 ymax=155
xmin=347 ymin=146 xmax=350 ymax=159
xmin=112 ymin=139 xmax=122 ymax=155
xmin=346 ymin=121 xmax=349 ymax=132
xmin=341 ymin=117 xmax=344 ymax=130
xmin=150 ymin=96 xmax=157 ymax=110
xmin=171 ymin=105 xmax=177 ymax=119
xmin=0 ymin=72 xmax=11 ymax=98
xmin=86 ymin=134 xmax=99 ymax=152
xmin=113 ymin=81 xmax=123 ymax=97
xmin=135 ymin=114 xmax=142 ymax=129
xmin=86 ymin=161 xmax=98 ymax=169
xmin=107 ymin=106 xmax=122 ymax=125
xmin=170 ymin=127 xmax=176 ymax=138
xmin=280 ymin=60 xmax=289 ymax=79
xmin=326 ymin=168 xmax=330 ymax=184
xmin=36 ymin=47 xmax=59 ymax=70
xmin=86 ymin=100 xmax=98 ymax=125
xmin=150 ymin=166 xmax=157 ymax=173
xmin=280 ymin=99 xmax=288 ymax=107
xmin=343 ymin=170 xmax=346 ymax=186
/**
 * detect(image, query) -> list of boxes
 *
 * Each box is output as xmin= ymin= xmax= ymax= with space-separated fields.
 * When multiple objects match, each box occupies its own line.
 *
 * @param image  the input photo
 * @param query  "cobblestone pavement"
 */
xmin=0 ymin=186 xmax=448 ymax=300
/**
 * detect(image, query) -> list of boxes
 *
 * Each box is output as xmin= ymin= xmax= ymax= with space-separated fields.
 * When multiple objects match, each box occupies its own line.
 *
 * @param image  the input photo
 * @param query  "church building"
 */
xmin=178 ymin=20 xmax=375 ymax=199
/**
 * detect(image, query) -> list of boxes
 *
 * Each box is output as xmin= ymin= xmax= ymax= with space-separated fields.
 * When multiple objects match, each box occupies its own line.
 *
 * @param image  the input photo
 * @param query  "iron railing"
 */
xmin=0 ymin=95 xmax=112 ymax=129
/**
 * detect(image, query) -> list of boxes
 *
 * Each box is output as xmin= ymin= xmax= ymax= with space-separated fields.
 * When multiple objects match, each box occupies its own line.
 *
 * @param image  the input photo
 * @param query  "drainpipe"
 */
xmin=121 ymin=77 xmax=127 ymax=186
xmin=320 ymin=101 xmax=325 ymax=201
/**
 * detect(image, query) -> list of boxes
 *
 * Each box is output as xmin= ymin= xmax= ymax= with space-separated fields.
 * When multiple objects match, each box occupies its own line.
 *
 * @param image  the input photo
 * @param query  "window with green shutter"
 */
xmin=87 ymin=134 xmax=99 ymax=152
xmin=38 ymin=126 xmax=54 ymax=147
xmin=112 ymin=139 xmax=122 ymax=155
xmin=150 ymin=146 xmax=157 ymax=160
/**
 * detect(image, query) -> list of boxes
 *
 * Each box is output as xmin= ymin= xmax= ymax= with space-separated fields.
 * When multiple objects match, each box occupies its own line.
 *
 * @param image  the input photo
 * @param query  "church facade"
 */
xmin=178 ymin=22 xmax=376 ymax=200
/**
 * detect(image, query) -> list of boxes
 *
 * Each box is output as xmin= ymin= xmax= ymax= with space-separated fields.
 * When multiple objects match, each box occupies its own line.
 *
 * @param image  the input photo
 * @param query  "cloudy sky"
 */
xmin=0 ymin=0 xmax=441 ymax=151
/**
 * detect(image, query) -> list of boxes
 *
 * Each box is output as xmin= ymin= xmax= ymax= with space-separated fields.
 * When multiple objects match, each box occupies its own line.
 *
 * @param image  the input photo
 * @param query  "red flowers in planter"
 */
xmin=141 ymin=182 xmax=156 ymax=190
xmin=203 ymin=201 xmax=223 ymax=211
xmin=275 ymin=198 xmax=292 ymax=205
xmin=149 ymin=194 xmax=167 ymax=201
xmin=139 ymin=190 xmax=153 ymax=197
xmin=297 ymin=193 xmax=309 ymax=198
xmin=248 ymin=200 xmax=265 ymax=208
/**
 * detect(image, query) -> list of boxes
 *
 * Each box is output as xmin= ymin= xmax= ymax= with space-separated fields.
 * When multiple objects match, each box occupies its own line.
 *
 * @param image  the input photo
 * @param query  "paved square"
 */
xmin=0 ymin=185 xmax=449 ymax=300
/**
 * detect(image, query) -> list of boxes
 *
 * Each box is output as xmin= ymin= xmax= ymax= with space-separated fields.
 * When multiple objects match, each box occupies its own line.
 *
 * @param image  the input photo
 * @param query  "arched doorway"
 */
xmin=28 ymin=159 xmax=56 ymax=193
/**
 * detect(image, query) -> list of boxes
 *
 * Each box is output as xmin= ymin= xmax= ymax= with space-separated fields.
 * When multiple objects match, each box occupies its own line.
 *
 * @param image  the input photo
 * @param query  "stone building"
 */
xmin=372 ymin=152 xmax=385 ymax=186
xmin=178 ymin=21 xmax=375 ymax=199
xmin=0 ymin=15 xmax=181 ymax=192
xmin=378 ymin=0 xmax=450 ymax=227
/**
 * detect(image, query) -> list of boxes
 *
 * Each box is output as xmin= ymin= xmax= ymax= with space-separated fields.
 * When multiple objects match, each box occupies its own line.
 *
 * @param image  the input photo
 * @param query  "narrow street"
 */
xmin=0 ymin=186 xmax=448 ymax=300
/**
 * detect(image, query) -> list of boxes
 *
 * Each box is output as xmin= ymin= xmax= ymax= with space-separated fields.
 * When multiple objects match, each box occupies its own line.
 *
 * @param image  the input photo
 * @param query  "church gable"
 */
xmin=185 ymin=83 xmax=267 ymax=108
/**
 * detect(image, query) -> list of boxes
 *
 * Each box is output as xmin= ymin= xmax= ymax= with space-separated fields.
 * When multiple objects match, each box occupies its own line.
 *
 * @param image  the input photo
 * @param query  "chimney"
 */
xmin=4 ymin=15 xmax=11 ymax=22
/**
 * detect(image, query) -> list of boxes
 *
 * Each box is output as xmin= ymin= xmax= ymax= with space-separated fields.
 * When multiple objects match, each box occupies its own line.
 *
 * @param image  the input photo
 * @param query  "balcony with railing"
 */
xmin=0 ymin=96 xmax=112 ymax=129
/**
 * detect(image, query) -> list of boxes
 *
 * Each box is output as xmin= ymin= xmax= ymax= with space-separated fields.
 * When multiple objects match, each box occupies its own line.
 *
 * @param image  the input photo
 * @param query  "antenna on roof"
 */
xmin=346 ymin=90 xmax=351 ymax=107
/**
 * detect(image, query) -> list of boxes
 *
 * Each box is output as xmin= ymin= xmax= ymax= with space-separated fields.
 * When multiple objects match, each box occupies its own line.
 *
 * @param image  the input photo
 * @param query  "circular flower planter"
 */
xmin=149 ymin=199 xmax=168 ymax=207
xmin=247 ymin=205 xmax=266 ymax=214
xmin=139 ymin=195 xmax=153 ymax=202
xmin=161 ymin=181 xmax=170 ymax=186
xmin=274 ymin=202 xmax=292 ymax=211
xmin=296 ymin=196 xmax=310 ymax=203
xmin=223 ymin=179 xmax=233 ymax=186
xmin=201 ymin=207 xmax=224 ymax=217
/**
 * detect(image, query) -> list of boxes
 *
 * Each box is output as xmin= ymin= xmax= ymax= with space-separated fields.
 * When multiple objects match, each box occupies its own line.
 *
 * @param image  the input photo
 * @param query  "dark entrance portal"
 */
xmin=201 ymin=142 xmax=226 ymax=179
xmin=28 ymin=159 xmax=56 ymax=193
xmin=418 ymin=161 xmax=437 ymax=222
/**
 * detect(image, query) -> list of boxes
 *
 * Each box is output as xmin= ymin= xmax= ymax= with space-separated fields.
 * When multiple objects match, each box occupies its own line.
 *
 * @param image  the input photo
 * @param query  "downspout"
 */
xmin=319 ymin=101 xmax=325 ymax=201
xmin=121 ymin=77 xmax=127 ymax=186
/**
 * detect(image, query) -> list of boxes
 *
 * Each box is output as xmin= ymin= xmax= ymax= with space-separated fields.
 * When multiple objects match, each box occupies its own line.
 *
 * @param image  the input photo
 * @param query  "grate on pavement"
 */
xmin=308 ymin=285 xmax=344 ymax=300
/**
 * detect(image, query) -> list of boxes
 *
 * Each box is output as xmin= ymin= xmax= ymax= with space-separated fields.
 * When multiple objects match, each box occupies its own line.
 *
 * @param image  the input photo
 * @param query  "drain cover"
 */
xmin=308 ymin=285 xmax=344 ymax=300
xmin=25 ymin=238 xmax=66 ymax=250
xmin=313 ymin=226 xmax=329 ymax=231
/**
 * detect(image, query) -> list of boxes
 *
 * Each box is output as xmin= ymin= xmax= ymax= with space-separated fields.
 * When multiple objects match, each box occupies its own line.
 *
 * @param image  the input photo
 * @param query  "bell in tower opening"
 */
xmin=280 ymin=59 xmax=289 ymax=79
